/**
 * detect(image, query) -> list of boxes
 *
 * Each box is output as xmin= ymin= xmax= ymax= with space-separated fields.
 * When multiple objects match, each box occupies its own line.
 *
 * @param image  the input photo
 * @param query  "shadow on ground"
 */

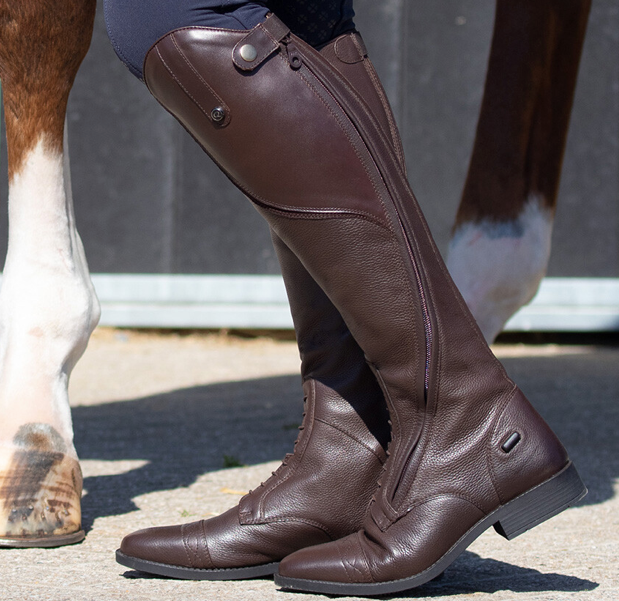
xmin=74 ymin=374 xmax=302 ymax=530
xmin=386 ymin=551 xmax=598 ymax=598
xmin=73 ymin=348 xmax=618 ymax=533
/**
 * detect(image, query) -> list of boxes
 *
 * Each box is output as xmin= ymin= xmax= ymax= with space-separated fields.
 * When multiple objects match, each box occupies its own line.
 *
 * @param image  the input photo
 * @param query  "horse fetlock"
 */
xmin=0 ymin=268 xmax=99 ymax=363
xmin=447 ymin=196 xmax=553 ymax=342
xmin=0 ymin=423 xmax=83 ymax=545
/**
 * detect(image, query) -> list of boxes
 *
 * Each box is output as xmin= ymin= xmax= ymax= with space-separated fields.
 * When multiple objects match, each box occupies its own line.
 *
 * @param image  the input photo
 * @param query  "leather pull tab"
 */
xmin=334 ymin=32 xmax=367 ymax=64
xmin=370 ymin=492 xmax=398 ymax=532
xmin=233 ymin=14 xmax=291 ymax=71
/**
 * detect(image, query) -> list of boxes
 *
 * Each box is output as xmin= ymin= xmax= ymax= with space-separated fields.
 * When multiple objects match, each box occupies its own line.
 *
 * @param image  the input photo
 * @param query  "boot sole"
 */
xmin=275 ymin=461 xmax=587 ymax=596
xmin=0 ymin=529 xmax=85 ymax=548
xmin=115 ymin=549 xmax=279 ymax=580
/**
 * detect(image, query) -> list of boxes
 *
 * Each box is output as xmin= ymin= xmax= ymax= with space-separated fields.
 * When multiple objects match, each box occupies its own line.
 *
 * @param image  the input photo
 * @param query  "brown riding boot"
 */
xmin=118 ymin=241 xmax=389 ymax=579
xmin=133 ymin=14 xmax=586 ymax=594
xmin=116 ymin=29 xmax=402 ymax=580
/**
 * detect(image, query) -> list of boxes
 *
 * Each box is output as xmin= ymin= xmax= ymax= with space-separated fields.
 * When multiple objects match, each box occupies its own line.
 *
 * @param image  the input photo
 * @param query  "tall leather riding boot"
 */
xmin=133 ymin=14 xmax=586 ymax=594
xmin=116 ymin=29 xmax=402 ymax=580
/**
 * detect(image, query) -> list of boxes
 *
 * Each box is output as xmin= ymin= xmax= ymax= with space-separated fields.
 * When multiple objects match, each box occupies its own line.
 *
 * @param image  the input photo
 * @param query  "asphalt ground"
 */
xmin=1 ymin=329 xmax=617 ymax=600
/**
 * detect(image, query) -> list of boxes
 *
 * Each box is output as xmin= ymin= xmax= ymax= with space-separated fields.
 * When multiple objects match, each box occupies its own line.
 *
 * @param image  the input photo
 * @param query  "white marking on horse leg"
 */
xmin=0 ymin=129 xmax=100 ymax=447
xmin=0 ymin=129 xmax=99 ymax=539
xmin=447 ymin=194 xmax=553 ymax=343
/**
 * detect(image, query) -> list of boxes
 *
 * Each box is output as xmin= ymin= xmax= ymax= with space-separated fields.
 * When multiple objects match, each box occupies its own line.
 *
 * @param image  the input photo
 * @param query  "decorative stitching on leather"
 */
xmin=402 ymin=493 xmax=488 ymax=519
xmin=251 ymin=23 xmax=278 ymax=64
xmin=251 ymin=516 xmax=337 ymax=540
xmin=337 ymin=539 xmax=356 ymax=583
xmin=363 ymin=59 xmax=406 ymax=171
xmin=200 ymin=519 xmax=214 ymax=569
xmin=315 ymin=417 xmax=385 ymax=463
xmin=181 ymin=523 xmax=198 ymax=568
xmin=169 ymin=34 xmax=229 ymax=124
xmin=357 ymin=531 xmax=376 ymax=583
xmin=349 ymin=33 xmax=366 ymax=60
xmin=293 ymin=63 xmax=392 ymax=230
xmin=153 ymin=46 xmax=212 ymax=123
xmin=342 ymin=556 xmax=367 ymax=582
xmin=256 ymin=202 xmax=392 ymax=230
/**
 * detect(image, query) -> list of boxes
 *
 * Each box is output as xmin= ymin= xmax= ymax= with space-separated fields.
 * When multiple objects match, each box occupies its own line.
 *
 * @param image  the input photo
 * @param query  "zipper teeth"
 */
xmin=395 ymin=213 xmax=432 ymax=402
xmin=392 ymin=212 xmax=431 ymax=505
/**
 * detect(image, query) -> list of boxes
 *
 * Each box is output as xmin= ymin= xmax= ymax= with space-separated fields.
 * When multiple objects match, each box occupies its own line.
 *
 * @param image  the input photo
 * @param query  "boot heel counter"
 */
xmin=489 ymin=388 xmax=569 ymax=505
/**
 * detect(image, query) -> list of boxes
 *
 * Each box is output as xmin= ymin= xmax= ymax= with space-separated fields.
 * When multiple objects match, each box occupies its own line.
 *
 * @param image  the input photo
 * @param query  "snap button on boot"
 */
xmin=211 ymin=107 xmax=226 ymax=122
xmin=239 ymin=44 xmax=258 ymax=62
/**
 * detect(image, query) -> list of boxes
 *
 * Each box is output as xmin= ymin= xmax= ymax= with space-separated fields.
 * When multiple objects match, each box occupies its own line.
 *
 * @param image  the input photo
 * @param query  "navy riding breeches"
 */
xmin=104 ymin=0 xmax=355 ymax=80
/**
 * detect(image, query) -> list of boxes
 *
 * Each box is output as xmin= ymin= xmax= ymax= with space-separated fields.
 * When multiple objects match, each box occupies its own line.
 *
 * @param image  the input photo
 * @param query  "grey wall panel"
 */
xmin=68 ymin=12 xmax=179 ymax=273
xmin=354 ymin=0 xmax=405 ymax=121
xmin=1 ymin=1 xmax=617 ymax=279
xmin=393 ymin=0 xmax=495 ymax=256
xmin=173 ymin=138 xmax=280 ymax=274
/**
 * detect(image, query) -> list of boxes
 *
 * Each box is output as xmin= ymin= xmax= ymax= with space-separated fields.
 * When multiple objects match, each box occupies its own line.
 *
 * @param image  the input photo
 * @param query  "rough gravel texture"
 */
xmin=1 ymin=329 xmax=617 ymax=601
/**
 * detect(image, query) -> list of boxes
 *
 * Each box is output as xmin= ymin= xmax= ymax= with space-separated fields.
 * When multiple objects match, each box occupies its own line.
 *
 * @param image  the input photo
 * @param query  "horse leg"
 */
xmin=447 ymin=0 xmax=591 ymax=342
xmin=0 ymin=0 xmax=98 ymax=546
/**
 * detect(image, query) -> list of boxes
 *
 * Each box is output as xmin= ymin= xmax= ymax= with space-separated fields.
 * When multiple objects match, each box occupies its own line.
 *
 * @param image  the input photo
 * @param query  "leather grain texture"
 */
xmin=139 ymin=14 xmax=575 ymax=588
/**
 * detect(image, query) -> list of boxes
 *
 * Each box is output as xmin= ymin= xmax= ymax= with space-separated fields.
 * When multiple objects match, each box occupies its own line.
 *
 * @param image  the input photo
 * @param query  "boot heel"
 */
xmin=494 ymin=462 xmax=587 ymax=540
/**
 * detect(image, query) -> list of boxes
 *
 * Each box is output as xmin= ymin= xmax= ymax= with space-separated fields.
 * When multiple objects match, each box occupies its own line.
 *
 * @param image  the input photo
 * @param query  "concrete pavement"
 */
xmin=1 ymin=329 xmax=617 ymax=600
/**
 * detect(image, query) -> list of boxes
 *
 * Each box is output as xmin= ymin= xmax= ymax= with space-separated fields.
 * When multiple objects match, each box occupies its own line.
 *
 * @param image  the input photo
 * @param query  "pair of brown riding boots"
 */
xmin=116 ymin=15 xmax=586 ymax=596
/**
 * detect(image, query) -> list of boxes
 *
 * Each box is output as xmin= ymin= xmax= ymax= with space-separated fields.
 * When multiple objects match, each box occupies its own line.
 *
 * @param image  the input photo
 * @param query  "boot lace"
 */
xmin=247 ymin=398 xmax=308 ymax=495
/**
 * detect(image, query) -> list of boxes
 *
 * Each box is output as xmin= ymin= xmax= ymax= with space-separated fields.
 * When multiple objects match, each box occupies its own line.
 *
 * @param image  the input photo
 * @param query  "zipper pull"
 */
xmin=285 ymin=40 xmax=303 ymax=70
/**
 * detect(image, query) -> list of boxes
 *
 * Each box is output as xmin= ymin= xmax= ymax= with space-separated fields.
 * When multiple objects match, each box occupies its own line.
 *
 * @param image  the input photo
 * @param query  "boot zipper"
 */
xmin=293 ymin=49 xmax=433 ymax=403
xmin=389 ymin=211 xmax=432 ymax=506
xmin=293 ymin=49 xmax=434 ymax=508
xmin=284 ymin=39 xmax=303 ymax=70
xmin=395 ymin=213 xmax=432 ymax=402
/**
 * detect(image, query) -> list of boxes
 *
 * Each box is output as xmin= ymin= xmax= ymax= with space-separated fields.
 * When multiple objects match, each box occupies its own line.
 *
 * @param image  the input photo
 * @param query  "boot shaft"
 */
xmin=143 ymin=13 xmax=568 ymax=522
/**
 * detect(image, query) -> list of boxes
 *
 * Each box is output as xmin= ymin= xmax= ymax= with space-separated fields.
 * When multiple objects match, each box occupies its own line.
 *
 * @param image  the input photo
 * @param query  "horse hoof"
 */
xmin=0 ymin=529 xmax=85 ymax=548
xmin=0 ymin=424 xmax=84 ymax=548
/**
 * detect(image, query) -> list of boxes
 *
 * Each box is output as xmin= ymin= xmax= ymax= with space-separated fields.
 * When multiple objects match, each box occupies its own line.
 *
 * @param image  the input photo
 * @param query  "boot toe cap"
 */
xmin=279 ymin=532 xmax=373 ymax=584
xmin=120 ymin=522 xmax=209 ymax=568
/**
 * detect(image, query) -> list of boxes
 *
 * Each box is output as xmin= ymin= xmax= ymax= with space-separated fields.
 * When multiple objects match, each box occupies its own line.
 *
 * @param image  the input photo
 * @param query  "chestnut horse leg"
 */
xmin=0 ymin=0 xmax=98 ymax=546
xmin=448 ymin=0 xmax=591 ymax=342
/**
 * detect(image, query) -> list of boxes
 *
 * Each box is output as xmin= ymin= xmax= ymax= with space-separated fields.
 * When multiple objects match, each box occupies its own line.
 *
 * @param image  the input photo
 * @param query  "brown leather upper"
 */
xmin=142 ymin=14 xmax=570 ymax=583
xmin=121 ymin=26 xmax=413 ymax=571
